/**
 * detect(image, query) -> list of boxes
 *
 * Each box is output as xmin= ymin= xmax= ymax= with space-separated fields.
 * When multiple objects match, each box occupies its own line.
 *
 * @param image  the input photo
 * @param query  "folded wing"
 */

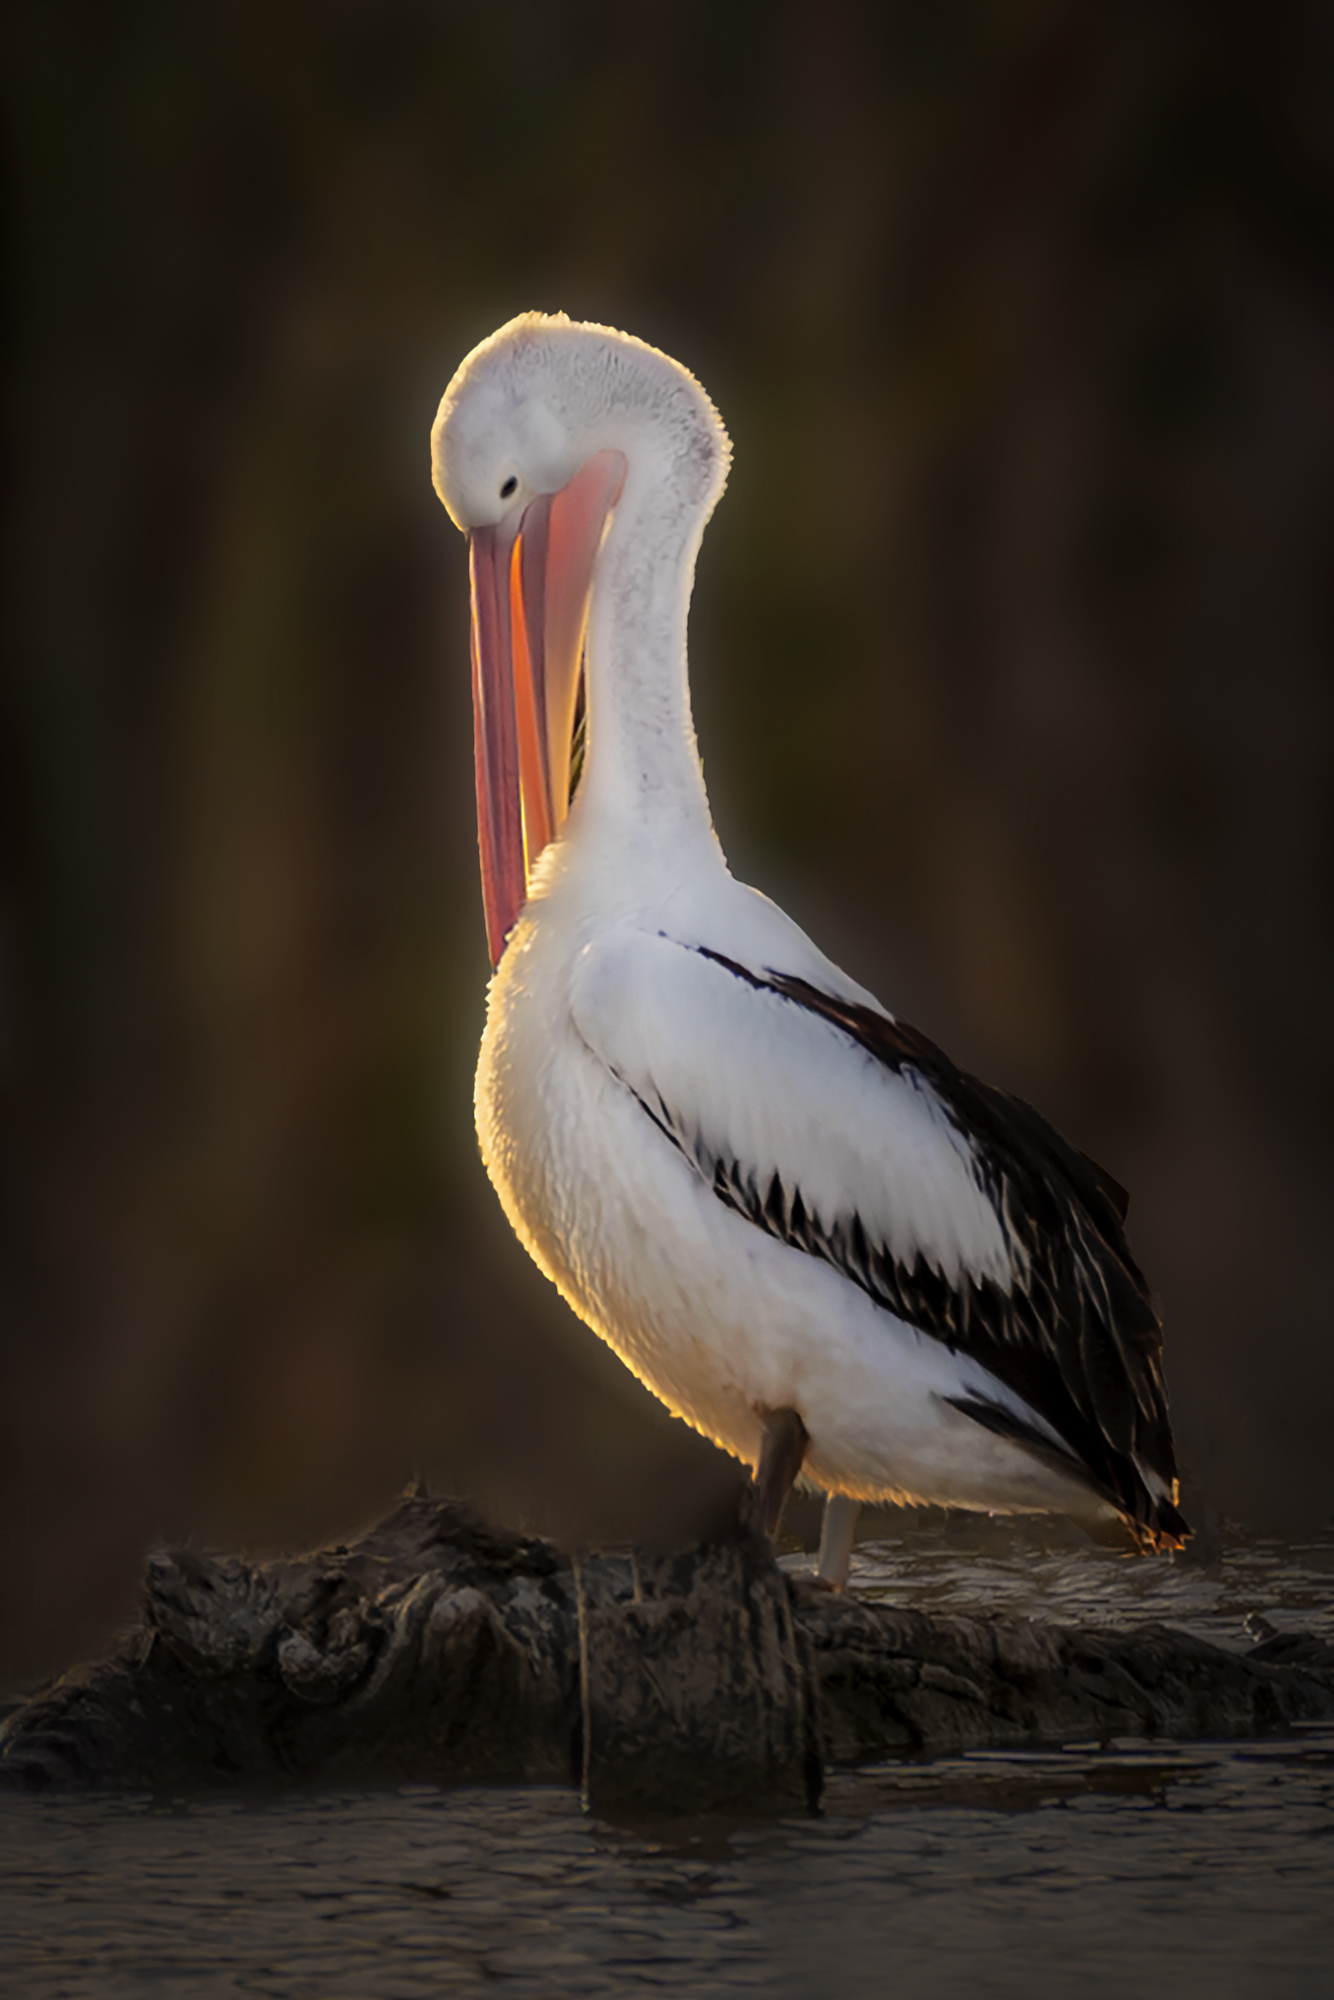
xmin=570 ymin=925 xmax=1186 ymax=1547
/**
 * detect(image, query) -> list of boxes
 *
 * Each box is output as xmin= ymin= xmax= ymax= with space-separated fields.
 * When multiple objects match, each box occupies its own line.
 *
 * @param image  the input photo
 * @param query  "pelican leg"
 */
xmin=816 ymin=1493 xmax=860 ymax=1591
xmin=754 ymin=1406 xmax=810 ymax=1536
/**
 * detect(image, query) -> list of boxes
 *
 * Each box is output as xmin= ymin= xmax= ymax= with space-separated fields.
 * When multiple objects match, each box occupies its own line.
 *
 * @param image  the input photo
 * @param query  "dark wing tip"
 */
xmin=1133 ymin=1496 xmax=1192 ymax=1554
xmin=949 ymin=1394 xmax=1192 ymax=1552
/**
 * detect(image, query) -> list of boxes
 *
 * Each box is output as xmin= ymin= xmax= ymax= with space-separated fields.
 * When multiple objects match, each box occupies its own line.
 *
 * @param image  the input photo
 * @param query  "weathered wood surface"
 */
xmin=3 ymin=1491 xmax=1332 ymax=1813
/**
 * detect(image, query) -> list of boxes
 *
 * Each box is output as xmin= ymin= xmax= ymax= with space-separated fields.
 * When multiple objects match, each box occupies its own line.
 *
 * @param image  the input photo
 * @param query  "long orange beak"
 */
xmin=468 ymin=449 xmax=625 ymax=968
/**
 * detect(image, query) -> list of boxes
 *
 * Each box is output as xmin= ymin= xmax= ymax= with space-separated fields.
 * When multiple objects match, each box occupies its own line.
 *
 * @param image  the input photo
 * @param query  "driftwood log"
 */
xmin=4 ymin=1489 xmax=1333 ymax=1813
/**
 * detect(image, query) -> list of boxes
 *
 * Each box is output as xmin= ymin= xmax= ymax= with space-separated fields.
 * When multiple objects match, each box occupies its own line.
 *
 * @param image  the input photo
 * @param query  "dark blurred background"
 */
xmin=2 ymin=0 xmax=1332 ymax=1688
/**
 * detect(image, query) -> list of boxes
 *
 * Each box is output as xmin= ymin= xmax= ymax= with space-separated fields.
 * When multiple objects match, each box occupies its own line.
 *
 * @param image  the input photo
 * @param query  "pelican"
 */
xmin=431 ymin=312 xmax=1188 ymax=1588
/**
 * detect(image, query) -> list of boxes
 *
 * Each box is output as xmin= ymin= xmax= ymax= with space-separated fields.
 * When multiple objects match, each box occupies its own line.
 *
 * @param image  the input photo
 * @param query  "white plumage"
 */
xmin=432 ymin=313 xmax=1187 ymax=1582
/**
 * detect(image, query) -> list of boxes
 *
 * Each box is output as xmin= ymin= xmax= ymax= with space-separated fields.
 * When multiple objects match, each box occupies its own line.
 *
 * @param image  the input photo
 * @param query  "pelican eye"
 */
xmin=499 ymin=475 xmax=518 ymax=499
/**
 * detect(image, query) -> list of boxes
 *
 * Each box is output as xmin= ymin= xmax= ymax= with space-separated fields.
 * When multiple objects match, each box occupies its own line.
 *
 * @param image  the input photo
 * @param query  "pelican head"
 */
xmin=431 ymin=313 xmax=729 ymax=966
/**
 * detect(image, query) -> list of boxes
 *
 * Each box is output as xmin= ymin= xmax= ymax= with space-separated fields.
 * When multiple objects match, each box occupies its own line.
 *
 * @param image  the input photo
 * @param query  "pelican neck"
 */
xmin=573 ymin=444 xmax=720 ymax=860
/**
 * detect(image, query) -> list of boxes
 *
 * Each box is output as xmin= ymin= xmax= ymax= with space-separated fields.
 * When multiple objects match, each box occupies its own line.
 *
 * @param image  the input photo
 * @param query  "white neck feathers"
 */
xmin=576 ymin=438 xmax=717 ymax=852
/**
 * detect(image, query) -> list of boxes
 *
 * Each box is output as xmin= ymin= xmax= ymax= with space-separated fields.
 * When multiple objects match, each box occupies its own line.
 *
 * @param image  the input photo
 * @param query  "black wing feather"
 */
xmin=650 ymin=949 xmax=1189 ymax=1549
